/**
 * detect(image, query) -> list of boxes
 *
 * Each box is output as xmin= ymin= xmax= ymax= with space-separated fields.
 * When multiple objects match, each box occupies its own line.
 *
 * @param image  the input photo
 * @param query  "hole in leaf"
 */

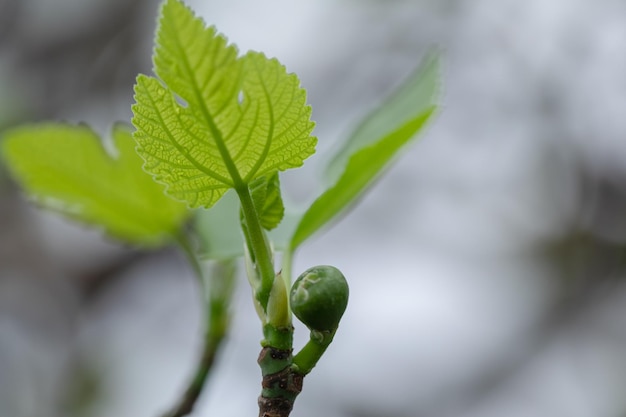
xmin=174 ymin=94 xmax=188 ymax=108
xmin=238 ymin=90 xmax=244 ymax=105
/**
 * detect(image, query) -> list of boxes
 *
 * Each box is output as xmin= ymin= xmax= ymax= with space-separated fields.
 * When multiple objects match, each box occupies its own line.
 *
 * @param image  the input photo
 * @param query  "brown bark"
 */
xmin=257 ymin=347 xmax=304 ymax=417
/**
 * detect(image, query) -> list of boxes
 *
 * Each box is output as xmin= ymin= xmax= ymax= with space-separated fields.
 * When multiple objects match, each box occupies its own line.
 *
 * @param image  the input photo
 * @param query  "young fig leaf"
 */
xmin=1 ymin=123 xmax=189 ymax=246
xmin=132 ymin=0 xmax=316 ymax=209
xmin=249 ymin=172 xmax=284 ymax=230
xmin=325 ymin=51 xmax=440 ymax=184
xmin=288 ymin=53 xmax=440 ymax=253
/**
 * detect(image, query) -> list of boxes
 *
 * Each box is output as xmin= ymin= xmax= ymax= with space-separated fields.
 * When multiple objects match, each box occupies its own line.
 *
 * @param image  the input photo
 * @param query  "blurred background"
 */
xmin=2 ymin=0 xmax=626 ymax=416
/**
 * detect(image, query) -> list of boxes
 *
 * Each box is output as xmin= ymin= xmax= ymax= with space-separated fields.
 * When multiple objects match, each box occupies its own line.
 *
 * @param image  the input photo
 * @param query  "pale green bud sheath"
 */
xmin=266 ymin=271 xmax=292 ymax=329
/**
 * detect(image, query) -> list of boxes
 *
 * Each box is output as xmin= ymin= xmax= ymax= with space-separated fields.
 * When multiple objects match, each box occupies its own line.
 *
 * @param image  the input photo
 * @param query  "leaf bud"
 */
xmin=266 ymin=271 xmax=290 ymax=328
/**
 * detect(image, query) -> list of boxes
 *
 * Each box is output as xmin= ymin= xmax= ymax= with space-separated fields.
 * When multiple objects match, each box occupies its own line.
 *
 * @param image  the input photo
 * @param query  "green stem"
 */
xmin=236 ymin=185 xmax=275 ymax=311
xmin=262 ymin=324 xmax=293 ymax=351
xmin=236 ymin=184 xmax=305 ymax=416
xmin=292 ymin=330 xmax=336 ymax=376
xmin=257 ymin=342 xmax=301 ymax=417
xmin=161 ymin=234 xmax=235 ymax=417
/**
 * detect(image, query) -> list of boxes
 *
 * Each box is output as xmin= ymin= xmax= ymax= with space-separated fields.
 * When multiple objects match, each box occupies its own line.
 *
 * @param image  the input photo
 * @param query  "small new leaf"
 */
xmin=1 ymin=124 xmax=189 ymax=246
xmin=249 ymin=172 xmax=284 ymax=230
xmin=132 ymin=0 xmax=316 ymax=209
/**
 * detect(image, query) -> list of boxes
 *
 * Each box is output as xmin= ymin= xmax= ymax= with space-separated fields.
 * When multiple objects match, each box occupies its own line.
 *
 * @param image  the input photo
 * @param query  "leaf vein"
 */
xmin=169 ymin=14 xmax=243 ymax=186
xmin=139 ymin=80 xmax=233 ymax=186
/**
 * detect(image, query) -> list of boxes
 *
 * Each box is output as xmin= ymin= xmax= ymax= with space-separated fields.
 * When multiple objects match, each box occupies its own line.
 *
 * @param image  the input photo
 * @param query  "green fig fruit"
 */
xmin=290 ymin=265 xmax=349 ymax=332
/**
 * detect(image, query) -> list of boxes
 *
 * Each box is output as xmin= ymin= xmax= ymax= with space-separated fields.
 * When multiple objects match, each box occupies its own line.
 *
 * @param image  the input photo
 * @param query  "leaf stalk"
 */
xmin=236 ymin=185 xmax=276 ymax=311
xmin=162 ymin=234 xmax=235 ymax=417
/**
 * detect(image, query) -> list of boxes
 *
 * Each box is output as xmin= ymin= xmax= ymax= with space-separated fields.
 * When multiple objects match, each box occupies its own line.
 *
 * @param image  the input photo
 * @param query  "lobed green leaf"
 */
xmin=1 ymin=123 xmax=189 ymax=246
xmin=132 ymin=0 xmax=316 ymax=209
